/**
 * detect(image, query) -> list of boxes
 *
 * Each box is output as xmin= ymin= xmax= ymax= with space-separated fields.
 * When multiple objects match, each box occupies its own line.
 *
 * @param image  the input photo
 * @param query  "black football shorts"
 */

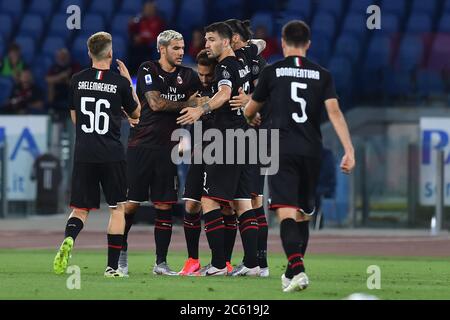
xmin=127 ymin=146 xmax=178 ymax=205
xmin=70 ymin=161 xmax=127 ymax=210
xmin=269 ymin=153 xmax=321 ymax=215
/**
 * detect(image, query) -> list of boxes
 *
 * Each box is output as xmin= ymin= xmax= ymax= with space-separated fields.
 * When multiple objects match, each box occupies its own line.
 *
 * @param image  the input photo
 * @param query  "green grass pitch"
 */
xmin=0 ymin=249 xmax=449 ymax=300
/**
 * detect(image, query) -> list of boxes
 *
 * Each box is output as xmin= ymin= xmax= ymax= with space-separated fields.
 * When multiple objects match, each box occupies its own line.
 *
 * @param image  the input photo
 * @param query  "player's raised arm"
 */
xmin=249 ymin=39 xmax=266 ymax=55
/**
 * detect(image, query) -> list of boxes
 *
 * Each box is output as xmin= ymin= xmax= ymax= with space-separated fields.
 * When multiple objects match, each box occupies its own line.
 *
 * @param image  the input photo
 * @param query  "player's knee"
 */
xmin=154 ymin=203 xmax=172 ymax=210
xmin=251 ymin=196 xmax=263 ymax=208
xmin=185 ymin=201 xmax=201 ymax=214
xmin=125 ymin=202 xmax=140 ymax=215
xmin=70 ymin=209 xmax=88 ymax=223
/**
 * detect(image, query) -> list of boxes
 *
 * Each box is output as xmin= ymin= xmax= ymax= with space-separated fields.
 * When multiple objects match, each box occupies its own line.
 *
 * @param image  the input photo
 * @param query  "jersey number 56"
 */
xmin=291 ymin=82 xmax=308 ymax=124
xmin=80 ymin=97 xmax=110 ymax=135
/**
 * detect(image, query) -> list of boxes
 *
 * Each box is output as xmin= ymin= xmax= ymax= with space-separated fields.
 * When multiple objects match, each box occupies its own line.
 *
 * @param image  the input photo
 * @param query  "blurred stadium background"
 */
xmin=0 ymin=0 xmax=449 ymax=232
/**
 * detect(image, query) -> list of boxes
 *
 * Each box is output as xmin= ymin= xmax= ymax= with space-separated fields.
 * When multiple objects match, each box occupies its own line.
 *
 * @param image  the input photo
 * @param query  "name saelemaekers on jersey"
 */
xmin=77 ymin=81 xmax=118 ymax=93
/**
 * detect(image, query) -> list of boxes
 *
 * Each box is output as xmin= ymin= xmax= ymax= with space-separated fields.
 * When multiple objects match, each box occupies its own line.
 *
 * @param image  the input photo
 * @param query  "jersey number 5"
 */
xmin=291 ymin=82 xmax=308 ymax=123
xmin=80 ymin=97 xmax=110 ymax=135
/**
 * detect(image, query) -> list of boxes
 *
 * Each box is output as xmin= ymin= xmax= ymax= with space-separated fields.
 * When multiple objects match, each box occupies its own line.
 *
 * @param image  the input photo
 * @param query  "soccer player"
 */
xmin=119 ymin=30 xmax=207 ymax=276
xmin=225 ymin=19 xmax=271 ymax=277
xmin=177 ymin=22 xmax=259 ymax=277
xmin=244 ymin=21 xmax=355 ymax=291
xmin=179 ymin=49 xmax=217 ymax=275
xmin=53 ymin=32 xmax=141 ymax=277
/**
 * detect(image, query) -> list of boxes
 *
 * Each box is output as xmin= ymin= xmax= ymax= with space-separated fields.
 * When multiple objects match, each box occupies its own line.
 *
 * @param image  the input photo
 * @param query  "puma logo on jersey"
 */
xmin=143 ymin=67 xmax=150 ymax=71
xmin=203 ymin=187 xmax=209 ymax=194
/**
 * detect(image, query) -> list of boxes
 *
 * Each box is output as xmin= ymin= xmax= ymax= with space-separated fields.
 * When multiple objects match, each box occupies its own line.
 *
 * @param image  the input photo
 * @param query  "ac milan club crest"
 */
xmin=177 ymin=74 xmax=183 ymax=85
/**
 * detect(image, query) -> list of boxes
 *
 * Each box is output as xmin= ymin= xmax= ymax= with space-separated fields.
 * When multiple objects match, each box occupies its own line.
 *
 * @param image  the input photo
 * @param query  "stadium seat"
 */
xmin=209 ymin=0 xmax=244 ymax=22
xmin=427 ymin=34 xmax=450 ymax=71
xmin=111 ymin=34 xmax=126 ymax=61
xmin=41 ymin=36 xmax=66 ymax=58
xmin=349 ymin=0 xmax=376 ymax=13
xmin=177 ymin=0 xmax=206 ymax=34
xmin=341 ymin=13 xmax=368 ymax=40
xmin=154 ymin=0 xmax=176 ymax=22
xmin=14 ymin=36 xmax=36 ymax=63
xmin=275 ymin=13 xmax=306 ymax=36
xmin=363 ymin=35 xmax=392 ymax=71
xmin=395 ymin=35 xmax=424 ymax=71
xmin=334 ymin=34 xmax=362 ymax=64
xmin=0 ymin=76 xmax=14 ymax=106
xmin=251 ymin=12 xmax=274 ymax=36
xmin=438 ymin=14 xmax=450 ymax=33
xmin=379 ymin=14 xmax=400 ymax=35
xmin=417 ymin=70 xmax=444 ymax=96
xmin=0 ymin=36 xmax=4 ymax=56
xmin=111 ymin=14 xmax=132 ymax=39
xmin=28 ymin=0 xmax=55 ymax=21
xmin=18 ymin=14 xmax=44 ymax=41
xmin=383 ymin=68 xmax=413 ymax=96
xmin=31 ymin=54 xmax=53 ymax=91
xmin=311 ymin=12 xmax=337 ymax=39
xmin=59 ymin=0 xmax=85 ymax=13
xmin=316 ymin=0 xmax=344 ymax=18
xmin=0 ymin=14 xmax=13 ymax=41
xmin=410 ymin=0 xmax=437 ymax=16
xmin=284 ymin=0 xmax=312 ymax=18
xmin=119 ymin=0 xmax=143 ymax=15
xmin=89 ymin=0 xmax=116 ymax=21
xmin=49 ymin=14 xmax=74 ymax=39
xmin=328 ymin=56 xmax=353 ymax=92
xmin=71 ymin=35 xmax=91 ymax=67
xmin=406 ymin=14 xmax=432 ymax=34
xmin=444 ymin=0 xmax=450 ymax=13
xmin=308 ymin=33 xmax=332 ymax=65
xmin=0 ymin=0 xmax=24 ymax=22
xmin=81 ymin=14 xmax=105 ymax=36
xmin=250 ymin=0 xmax=277 ymax=12
xmin=380 ymin=0 xmax=407 ymax=18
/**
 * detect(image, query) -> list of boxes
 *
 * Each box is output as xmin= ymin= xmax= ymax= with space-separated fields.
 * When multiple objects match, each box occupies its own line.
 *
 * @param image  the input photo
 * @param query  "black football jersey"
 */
xmin=252 ymin=56 xmax=338 ymax=158
xmin=213 ymin=56 xmax=251 ymax=130
xmin=128 ymin=61 xmax=201 ymax=149
xmin=69 ymin=68 xmax=137 ymax=163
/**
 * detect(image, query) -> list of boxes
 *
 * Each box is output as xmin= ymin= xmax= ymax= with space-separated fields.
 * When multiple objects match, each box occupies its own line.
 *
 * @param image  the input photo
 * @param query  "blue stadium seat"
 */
xmin=49 ymin=14 xmax=74 ymax=39
xmin=111 ymin=34 xmax=126 ymax=61
xmin=395 ymin=35 xmax=424 ymax=71
xmin=0 ymin=77 xmax=14 ymax=106
xmin=71 ymin=35 xmax=91 ymax=67
xmin=28 ymin=0 xmax=55 ymax=21
xmin=284 ymin=0 xmax=312 ymax=19
xmin=0 ymin=36 xmax=4 ymax=56
xmin=111 ymin=14 xmax=132 ymax=39
xmin=380 ymin=0 xmax=407 ymax=18
xmin=120 ymin=0 xmax=143 ymax=15
xmin=41 ymin=36 xmax=66 ymax=58
xmin=14 ymin=36 xmax=36 ymax=63
xmin=312 ymin=12 xmax=336 ymax=38
xmin=379 ymin=14 xmax=400 ymax=35
xmin=417 ymin=70 xmax=444 ymax=96
xmin=250 ymin=0 xmax=276 ymax=11
xmin=427 ymin=34 xmax=450 ymax=71
xmin=18 ymin=14 xmax=44 ymax=41
xmin=153 ymin=0 xmax=176 ymax=22
xmin=406 ymin=14 xmax=432 ymax=34
xmin=0 ymin=0 xmax=24 ymax=22
xmin=444 ymin=0 xmax=450 ymax=13
xmin=438 ymin=14 xmax=450 ymax=33
xmin=383 ymin=68 xmax=413 ymax=96
xmin=349 ymin=0 xmax=377 ymax=13
xmin=341 ymin=13 xmax=368 ymax=40
xmin=209 ymin=0 xmax=244 ymax=22
xmin=334 ymin=34 xmax=362 ymax=64
xmin=0 ymin=14 xmax=13 ymax=41
xmin=328 ymin=56 xmax=353 ymax=92
xmin=182 ymin=55 xmax=194 ymax=66
xmin=411 ymin=0 xmax=437 ymax=16
xmin=316 ymin=0 xmax=344 ymax=18
xmin=59 ymin=0 xmax=85 ymax=13
xmin=363 ymin=35 xmax=392 ymax=70
xmin=89 ymin=0 xmax=116 ymax=21
xmin=251 ymin=12 xmax=274 ymax=36
xmin=81 ymin=14 xmax=105 ymax=36
xmin=308 ymin=33 xmax=332 ymax=65
xmin=178 ymin=0 xmax=206 ymax=34
xmin=275 ymin=13 xmax=307 ymax=36
xmin=31 ymin=54 xmax=53 ymax=91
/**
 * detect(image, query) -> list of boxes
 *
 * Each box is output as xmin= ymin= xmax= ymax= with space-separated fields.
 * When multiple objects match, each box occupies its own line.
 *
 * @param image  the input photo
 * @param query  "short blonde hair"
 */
xmin=87 ymin=32 xmax=112 ymax=60
xmin=157 ymin=30 xmax=183 ymax=52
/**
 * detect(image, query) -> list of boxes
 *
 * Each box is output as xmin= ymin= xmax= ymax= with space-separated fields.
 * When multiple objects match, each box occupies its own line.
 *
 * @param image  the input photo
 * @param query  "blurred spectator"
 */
xmin=128 ymin=1 xmax=165 ymax=73
xmin=46 ymin=48 xmax=80 ymax=120
xmin=0 ymin=43 xmax=27 ymax=82
xmin=1 ymin=70 xmax=44 ymax=114
xmin=188 ymin=29 xmax=204 ymax=60
xmin=254 ymin=26 xmax=279 ymax=60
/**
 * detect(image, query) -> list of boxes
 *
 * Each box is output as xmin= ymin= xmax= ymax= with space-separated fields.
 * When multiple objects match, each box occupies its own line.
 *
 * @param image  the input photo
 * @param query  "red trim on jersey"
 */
xmin=70 ymin=205 xmax=98 ymax=211
xmin=269 ymin=204 xmax=302 ymax=211
xmin=202 ymin=195 xmax=232 ymax=204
